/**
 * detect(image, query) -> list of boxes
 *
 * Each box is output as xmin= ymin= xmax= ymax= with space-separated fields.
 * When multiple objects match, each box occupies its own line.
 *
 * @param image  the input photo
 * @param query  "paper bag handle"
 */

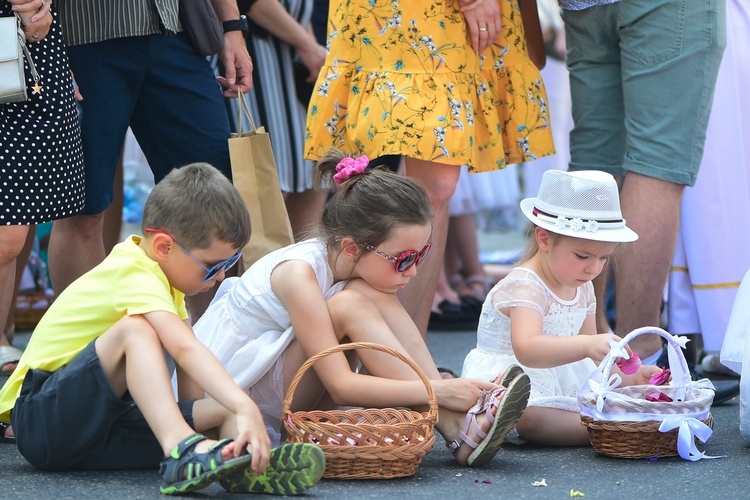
xmin=235 ymin=87 xmax=258 ymax=134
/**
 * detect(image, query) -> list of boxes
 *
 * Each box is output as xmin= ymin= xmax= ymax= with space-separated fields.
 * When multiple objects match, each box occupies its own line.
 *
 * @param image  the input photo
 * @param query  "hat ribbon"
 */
xmin=532 ymin=207 xmax=625 ymax=233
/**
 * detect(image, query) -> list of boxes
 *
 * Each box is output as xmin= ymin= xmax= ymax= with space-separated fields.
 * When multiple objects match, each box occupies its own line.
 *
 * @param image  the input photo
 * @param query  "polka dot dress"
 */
xmin=0 ymin=5 xmax=84 ymax=225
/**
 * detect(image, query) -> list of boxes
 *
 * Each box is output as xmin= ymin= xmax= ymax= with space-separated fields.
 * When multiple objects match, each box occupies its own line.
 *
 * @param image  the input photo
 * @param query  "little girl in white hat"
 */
xmin=462 ymin=169 xmax=662 ymax=446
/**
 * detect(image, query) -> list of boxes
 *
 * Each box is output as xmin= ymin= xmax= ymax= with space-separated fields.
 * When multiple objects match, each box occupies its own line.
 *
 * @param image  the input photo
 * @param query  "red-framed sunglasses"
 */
xmin=360 ymin=242 xmax=432 ymax=273
xmin=145 ymin=228 xmax=242 ymax=282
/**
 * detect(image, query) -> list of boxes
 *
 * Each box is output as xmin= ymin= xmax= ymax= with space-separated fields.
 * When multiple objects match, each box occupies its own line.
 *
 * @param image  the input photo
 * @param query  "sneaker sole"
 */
xmin=160 ymin=453 xmax=254 ymax=495
xmin=219 ymin=443 xmax=326 ymax=495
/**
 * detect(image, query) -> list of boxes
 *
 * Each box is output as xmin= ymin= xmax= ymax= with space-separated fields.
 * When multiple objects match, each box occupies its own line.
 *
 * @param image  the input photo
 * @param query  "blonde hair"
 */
xmin=313 ymin=149 xmax=433 ymax=250
xmin=517 ymin=223 xmax=623 ymax=265
xmin=142 ymin=163 xmax=251 ymax=250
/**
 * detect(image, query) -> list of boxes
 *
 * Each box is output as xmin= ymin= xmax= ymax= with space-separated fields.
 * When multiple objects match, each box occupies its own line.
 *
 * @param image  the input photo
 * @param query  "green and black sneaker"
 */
xmin=220 ymin=443 xmax=326 ymax=495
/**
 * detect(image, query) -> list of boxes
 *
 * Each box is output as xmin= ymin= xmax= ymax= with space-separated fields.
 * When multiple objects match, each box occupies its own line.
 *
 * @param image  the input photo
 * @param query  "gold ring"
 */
xmin=32 ymin=34 xmax=39 ymax=40
xmin=479 ymin=27 xmax=488 ymax=32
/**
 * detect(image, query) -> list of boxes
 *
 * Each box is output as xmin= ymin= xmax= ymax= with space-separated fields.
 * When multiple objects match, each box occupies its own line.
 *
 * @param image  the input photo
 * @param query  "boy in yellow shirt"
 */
xmin=0 ymin=163 xmax=324 ymax=495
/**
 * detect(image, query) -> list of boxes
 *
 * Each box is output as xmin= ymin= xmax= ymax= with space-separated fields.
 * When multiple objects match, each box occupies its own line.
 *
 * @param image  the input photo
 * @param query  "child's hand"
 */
xmin=431 ymin=377 xmax=503 ymax=412
xmin=234 ymin=405 xmax=271 ymax=475
xmin=623 ymin=364 xmax=669 ymax=387
xmin=587 ymin=333 xmax=627 ymax=364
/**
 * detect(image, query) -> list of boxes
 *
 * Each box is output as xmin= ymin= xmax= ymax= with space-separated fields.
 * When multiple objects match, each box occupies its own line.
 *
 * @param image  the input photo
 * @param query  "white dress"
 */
xmin=186 ymin=239 xmax=348 ymax=445
xmin=462 ymin=267 xmax=597 ymax=412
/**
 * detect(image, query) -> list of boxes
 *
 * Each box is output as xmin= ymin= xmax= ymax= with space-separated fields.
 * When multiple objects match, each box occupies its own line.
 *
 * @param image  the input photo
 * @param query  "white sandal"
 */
xmin=0 ymin=345 xmax=23 ymax=375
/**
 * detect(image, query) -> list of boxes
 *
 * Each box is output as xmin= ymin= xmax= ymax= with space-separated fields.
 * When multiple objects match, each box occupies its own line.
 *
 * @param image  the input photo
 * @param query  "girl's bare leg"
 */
xmin=515 ymin=406 xmax=590 ymax=446
xmin=326 ymin=287 xmax=520 ymax=464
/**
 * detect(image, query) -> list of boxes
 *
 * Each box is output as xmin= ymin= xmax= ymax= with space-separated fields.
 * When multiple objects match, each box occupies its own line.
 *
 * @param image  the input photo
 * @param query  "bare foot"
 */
xmin=194 ymin=438 xmax=236 ymax=460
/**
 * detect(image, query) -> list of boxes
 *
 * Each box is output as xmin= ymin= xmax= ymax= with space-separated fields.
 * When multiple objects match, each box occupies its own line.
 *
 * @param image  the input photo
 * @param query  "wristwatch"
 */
xmin=222 ymin=15 xmax=249 ymax=35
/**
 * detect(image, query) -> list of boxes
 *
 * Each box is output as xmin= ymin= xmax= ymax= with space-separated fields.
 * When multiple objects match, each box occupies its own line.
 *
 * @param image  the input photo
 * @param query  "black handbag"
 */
xmin=179 ymin=0 xmax=224 ymax=56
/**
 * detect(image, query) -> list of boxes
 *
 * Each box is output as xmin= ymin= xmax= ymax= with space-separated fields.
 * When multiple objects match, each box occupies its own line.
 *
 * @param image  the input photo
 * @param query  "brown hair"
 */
xmin=312 ymin=149 xmax=433 ymax=251
xmin=142 ymin=163 xmax=251 ymax=251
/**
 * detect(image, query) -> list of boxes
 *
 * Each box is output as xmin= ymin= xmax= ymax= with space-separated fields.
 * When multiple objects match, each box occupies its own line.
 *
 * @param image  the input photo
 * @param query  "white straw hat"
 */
xmin=520 ymin=170 xmax=638 ymax=243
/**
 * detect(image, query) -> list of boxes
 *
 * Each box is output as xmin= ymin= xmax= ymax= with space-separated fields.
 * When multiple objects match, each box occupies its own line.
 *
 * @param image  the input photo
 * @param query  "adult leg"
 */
xmin=615 ymin=0 xmax=725 ymax=357
xmin=284 ymin=189 xmax=328 ymax=242
xmin=447 ymin=213 xmax=492 ymax=299
xmin=613 ymin=174 xmax=683 ymax=356
xmin=48 ymin=214 xmax=107 ymax=294
xmin=131 ymin=34 xmax=233 ymax=322
xmin=102 ymin=152 xmax=125 ymax=255
xmin=591 ymin=264 xmax=613 ymax=333
xmin=0 ymin=226 xmax=30 ymax=373
xmin=53 ymin=38 xmax=142 ymax=294
xmin=563 ymin=5 xmax=627 ymax=337
xmin=399 ymin=158 xmax=460 ymax=338
xmin=4 ymin=226 xmax=35 ymax=338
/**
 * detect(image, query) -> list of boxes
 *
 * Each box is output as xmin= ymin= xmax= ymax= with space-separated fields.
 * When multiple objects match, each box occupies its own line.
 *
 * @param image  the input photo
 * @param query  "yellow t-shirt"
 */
xmin=0 ymin=235 xmax=188 ymax=422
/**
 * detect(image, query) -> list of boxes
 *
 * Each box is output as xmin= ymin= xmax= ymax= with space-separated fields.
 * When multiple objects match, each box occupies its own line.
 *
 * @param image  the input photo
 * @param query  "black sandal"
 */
xmin=159 ymin=433 xmax=253 ymax=495
xmin=0 ymin=422 xmax=15 ymax=444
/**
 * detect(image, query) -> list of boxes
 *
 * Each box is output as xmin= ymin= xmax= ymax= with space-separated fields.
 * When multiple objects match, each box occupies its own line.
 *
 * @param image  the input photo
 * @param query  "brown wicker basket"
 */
xmin=282 ymin=342 xmax=438 ymax=479
xmin=578 ymin=327 xmax=716 ymax=460
xmin=581 ymin=414 xmax=714 ymax=459
xmin=14 ymin=289 xmax=54 ymax=332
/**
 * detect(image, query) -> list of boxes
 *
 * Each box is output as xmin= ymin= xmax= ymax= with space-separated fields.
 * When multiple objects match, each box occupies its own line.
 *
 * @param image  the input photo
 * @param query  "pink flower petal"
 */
xmin=616 ymin=352 xmax=642 ymax=375
xmin=649 ymin=367 xmax=671 ymax=385
xmin=646 ymin=392 xmax=673 ymax=402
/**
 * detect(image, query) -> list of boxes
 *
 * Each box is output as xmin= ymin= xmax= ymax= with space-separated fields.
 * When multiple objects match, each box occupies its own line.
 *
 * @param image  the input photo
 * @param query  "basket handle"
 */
xmin=588 ymin=327 xmax=693 ymax=406
xmin=281 ymin=342 xmax=439 ymax=421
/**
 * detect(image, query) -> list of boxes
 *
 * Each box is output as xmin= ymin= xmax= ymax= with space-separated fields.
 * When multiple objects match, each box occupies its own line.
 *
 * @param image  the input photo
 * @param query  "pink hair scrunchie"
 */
xmin=333 ymin=155 xmax=369 ymax=186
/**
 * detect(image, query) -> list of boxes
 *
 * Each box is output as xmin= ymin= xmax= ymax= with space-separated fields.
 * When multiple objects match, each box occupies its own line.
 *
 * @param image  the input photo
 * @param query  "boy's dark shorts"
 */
xmin=11 ymin=341 xmax=195 ymax=471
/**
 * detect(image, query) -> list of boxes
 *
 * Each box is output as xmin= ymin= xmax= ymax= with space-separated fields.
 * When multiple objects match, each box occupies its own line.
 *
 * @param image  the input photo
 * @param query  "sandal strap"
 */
xmin=170 ymin=433 xmax=207 ymax=459
xmin=160 ymin=434 xmax=235 ymax=484
xmin=447 ymin=388 xmax=506 ymax=453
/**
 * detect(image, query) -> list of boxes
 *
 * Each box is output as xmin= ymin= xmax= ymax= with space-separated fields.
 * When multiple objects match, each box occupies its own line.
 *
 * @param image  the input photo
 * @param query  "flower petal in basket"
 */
xmin=649 ymin=367 xmax=671 ymax=386
xmin=282 ymin=342 xmax=438 ymax=480
xmin=577 ymin=327 xmax=718 ymax=460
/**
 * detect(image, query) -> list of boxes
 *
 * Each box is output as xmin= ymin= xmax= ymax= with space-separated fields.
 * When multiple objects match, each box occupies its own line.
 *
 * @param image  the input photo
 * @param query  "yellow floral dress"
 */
xmin=304 ymin=0 xmax=554 ymax=172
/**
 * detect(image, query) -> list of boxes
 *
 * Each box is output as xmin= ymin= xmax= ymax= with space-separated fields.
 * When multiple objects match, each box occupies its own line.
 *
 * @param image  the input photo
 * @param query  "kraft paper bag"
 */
xmin=229 ymin=93 xmax=294 ymax=271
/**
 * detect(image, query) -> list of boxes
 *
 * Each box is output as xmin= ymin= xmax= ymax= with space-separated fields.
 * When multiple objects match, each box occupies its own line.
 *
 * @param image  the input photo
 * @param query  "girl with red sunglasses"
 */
xmin=178 ymin=148 xmax=530 ymax=468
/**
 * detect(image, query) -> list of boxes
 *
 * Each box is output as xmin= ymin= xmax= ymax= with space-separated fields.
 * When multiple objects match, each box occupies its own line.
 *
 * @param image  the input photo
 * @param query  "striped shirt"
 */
xmin=56 ymin=0 xmax=181 ymax=46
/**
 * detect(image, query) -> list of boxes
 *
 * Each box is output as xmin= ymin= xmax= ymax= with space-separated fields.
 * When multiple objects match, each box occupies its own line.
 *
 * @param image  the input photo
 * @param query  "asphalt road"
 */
xmin=1 ymin=327 xmax=748 ymax=499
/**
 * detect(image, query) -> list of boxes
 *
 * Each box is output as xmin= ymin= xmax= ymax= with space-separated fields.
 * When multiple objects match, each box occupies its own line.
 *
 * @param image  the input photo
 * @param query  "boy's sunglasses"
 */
xmin=145 ymin=228 xmax=242 ymax=282
xmin=360 ymin=242 xmax=432 ymax=273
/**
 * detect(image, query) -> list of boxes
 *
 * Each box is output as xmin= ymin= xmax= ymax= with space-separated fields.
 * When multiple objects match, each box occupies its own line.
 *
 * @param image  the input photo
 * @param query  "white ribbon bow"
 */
xmin=672 ymin=335 xmax=690 ymax=349
xmin=589 ymin=373 xmax=622 ymax=412
xmin=658 ymin=416 xmax=723 ymax=461
xmin=608 ymin=338 xmax=629 ymax=360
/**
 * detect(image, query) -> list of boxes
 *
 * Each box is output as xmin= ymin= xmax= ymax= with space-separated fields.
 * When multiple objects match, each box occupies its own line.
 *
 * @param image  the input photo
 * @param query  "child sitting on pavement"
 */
xmin=181 ymin=150 xmax=531 ymax=467
xmin=462 ymin=169 xmax=662 ymax=445
xmin=0 ymin=163 xmax=325 ymax=495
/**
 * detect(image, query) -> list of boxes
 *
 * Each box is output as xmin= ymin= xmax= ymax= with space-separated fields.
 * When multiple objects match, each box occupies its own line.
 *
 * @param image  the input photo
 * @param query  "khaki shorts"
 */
xmin=563 ymin=0 xmax=726 ymax=186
